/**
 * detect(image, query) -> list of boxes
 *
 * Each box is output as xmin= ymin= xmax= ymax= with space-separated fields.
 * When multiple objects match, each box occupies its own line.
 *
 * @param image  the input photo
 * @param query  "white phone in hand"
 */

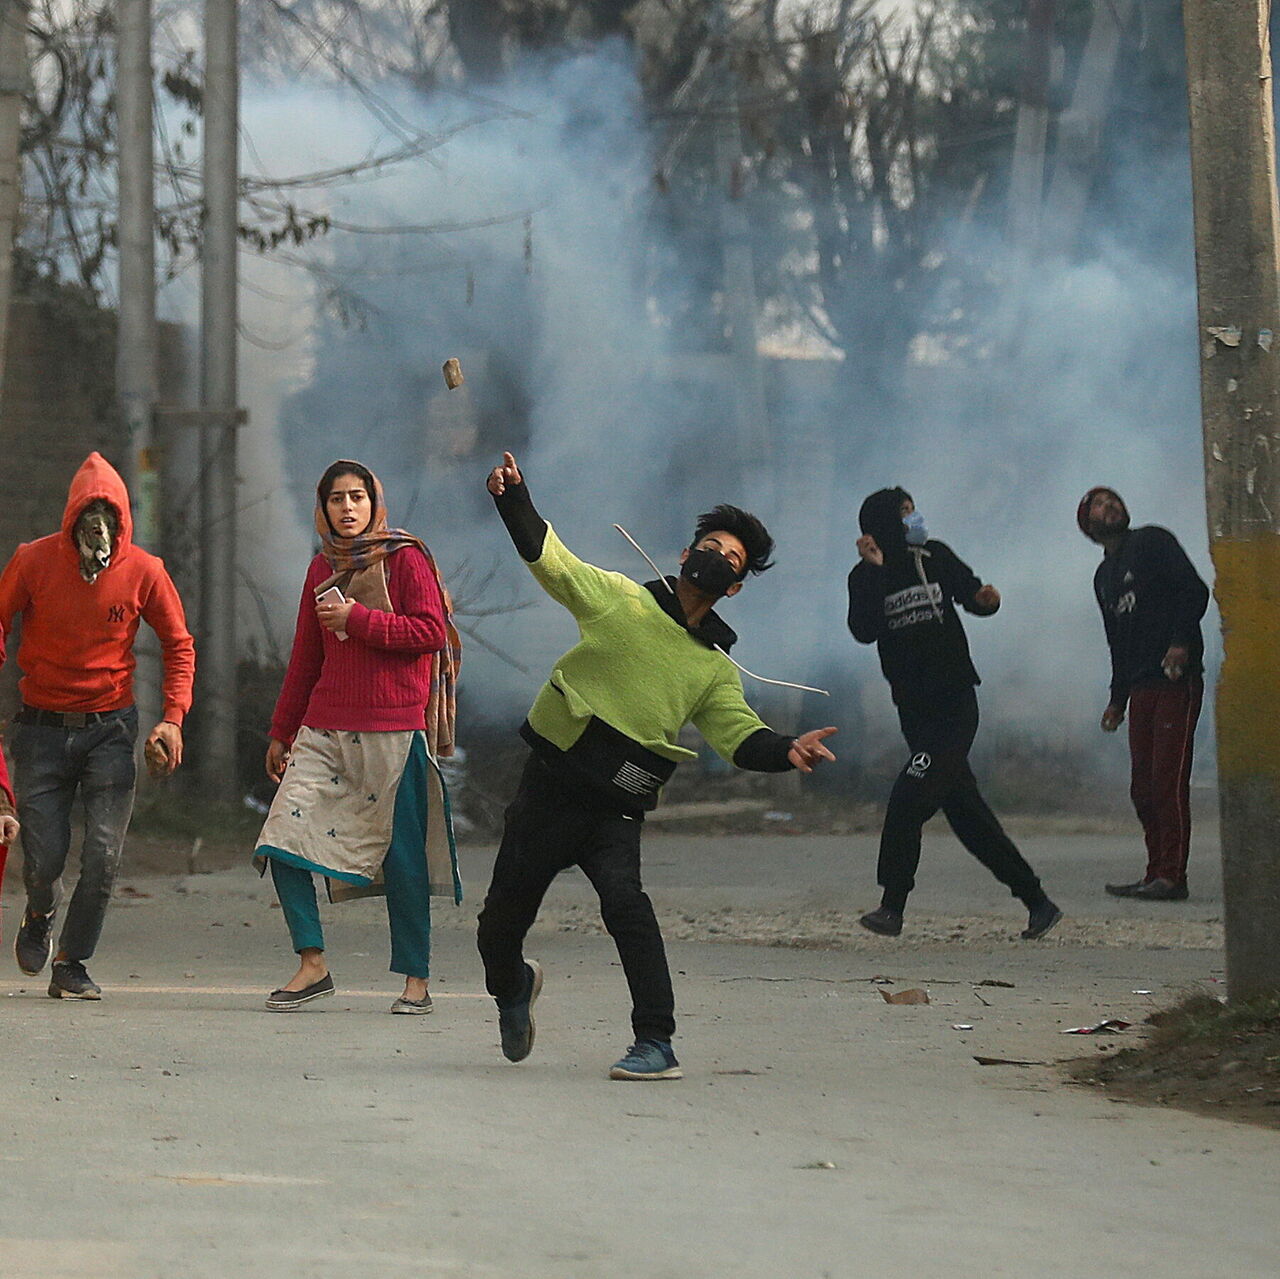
xmin=316 ymin=585 xmax=349 ymax=641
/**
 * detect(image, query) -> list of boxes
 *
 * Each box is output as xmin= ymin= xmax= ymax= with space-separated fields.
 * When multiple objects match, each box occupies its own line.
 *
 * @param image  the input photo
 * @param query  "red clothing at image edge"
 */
xmin=0 ymin=452 xmax=195 ymax=723
xmin=270 ymin=546 xmax=447 ymax=744
xmin=0 ymin=630 xmax=18 ymax=940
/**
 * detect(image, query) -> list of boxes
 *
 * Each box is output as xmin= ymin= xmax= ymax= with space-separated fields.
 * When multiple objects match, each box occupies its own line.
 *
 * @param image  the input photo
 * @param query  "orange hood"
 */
xmin=59 ymin=452 xmax=133 ymax=562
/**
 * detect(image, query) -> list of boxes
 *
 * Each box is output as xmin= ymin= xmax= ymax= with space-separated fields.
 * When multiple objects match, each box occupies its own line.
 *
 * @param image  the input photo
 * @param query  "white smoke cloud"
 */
xmin=183 ymin=38 xmax=1217 ymax=788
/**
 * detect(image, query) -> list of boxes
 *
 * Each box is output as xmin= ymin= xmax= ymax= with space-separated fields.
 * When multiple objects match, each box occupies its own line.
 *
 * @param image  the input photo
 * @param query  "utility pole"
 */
xmin=0 ymin=0 xmax=28 ymax=399
xmin=116 ymin=0 xmax=157 ymax=545
xmin=1041 ymin=0 xmax=1133 ymax=259
xmin=710 ymin=9 xmax=770 ymax=479
xmin=1184 ymin=0 xmax=1280 ymax=1000
xmin=196 ymin=0 xmax=241 ymax=790
xmin=1007 ymin=0 xmax=1056 ymax=258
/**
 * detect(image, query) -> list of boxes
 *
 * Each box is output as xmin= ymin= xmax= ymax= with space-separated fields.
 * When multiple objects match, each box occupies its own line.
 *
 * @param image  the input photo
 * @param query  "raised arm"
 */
xmin=486 ymin=450 xmax=622 ymax=622
xmin=488 ymin=451 xmax=547 ymax=561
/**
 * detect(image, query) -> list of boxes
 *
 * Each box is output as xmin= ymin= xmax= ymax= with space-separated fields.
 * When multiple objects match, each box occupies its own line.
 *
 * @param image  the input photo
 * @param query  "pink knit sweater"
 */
xmin=270 ymin=547 xmax=446 ymax=742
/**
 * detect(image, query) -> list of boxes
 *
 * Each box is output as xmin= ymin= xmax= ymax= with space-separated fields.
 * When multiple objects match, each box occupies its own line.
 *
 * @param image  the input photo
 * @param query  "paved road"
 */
xmin=504 ymin=821 xmax=1226 ymax=916
xmin=1 ymin=827 xmax=1272 ymax=1279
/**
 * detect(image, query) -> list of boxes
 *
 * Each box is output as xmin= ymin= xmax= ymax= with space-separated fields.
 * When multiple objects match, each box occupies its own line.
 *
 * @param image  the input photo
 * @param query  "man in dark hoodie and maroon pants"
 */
xmin=1078 ymin=487 xmax=1209 ymax=901
xmin=847 ymin=487 xmax=1061 ymax=939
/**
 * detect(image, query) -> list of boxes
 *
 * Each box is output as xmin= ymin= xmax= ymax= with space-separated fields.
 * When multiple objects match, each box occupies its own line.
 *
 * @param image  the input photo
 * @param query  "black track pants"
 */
xmin=477 ymin=754 xmax=675 ymax=1042
xmin=877 ymin=688 xmax=1046 ymax=913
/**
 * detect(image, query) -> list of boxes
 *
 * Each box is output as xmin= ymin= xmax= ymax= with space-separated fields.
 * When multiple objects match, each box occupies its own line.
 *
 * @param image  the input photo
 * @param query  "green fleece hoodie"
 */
xmin=524 ymin=524 xmax=771 ymax=776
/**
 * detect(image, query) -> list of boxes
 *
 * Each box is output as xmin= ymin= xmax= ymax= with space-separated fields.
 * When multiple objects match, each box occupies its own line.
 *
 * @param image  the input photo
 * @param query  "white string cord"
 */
xmin=612 ymin=524 xmax=830 ymax=697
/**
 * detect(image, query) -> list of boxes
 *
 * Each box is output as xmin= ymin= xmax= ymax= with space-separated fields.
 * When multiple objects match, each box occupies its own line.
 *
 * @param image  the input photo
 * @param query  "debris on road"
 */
xmin=880 ymin=987 xmax=929 ymax=1005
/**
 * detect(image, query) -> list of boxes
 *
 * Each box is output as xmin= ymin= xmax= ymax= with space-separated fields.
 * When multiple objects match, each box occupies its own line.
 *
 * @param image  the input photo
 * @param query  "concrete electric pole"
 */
xmin=195 ymin=0 xmax=241 ymax=790
xmin=709 ymin=6 xmax=769 ymax=480
xmin=1007 ymin=0 xmax=1056 ymax=259
xmin=116 ymin=0 xmax=157 ymax=546
xmin=1183 ymin=0 xmax=1280 ymax=1000
xmin=1041 ymin=0 xmax=1134 ymax=259
xmin=0 ymin=0 xmax=28 ymax=398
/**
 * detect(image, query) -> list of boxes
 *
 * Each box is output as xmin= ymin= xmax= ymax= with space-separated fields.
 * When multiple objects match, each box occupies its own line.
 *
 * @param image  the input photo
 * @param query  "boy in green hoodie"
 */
xmin=478 ymin=452 xmax=836 ymax=1079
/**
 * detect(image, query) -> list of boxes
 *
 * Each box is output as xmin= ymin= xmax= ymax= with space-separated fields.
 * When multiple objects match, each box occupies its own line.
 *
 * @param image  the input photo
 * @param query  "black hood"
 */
xmin=859 ymin=488 xmax=912 ymax=557
xmin=644 ymin=578 xmax=738 ymax=652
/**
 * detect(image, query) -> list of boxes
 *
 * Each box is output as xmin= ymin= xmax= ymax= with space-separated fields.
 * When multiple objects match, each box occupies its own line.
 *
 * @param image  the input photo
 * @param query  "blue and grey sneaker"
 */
xmin=497 ymin=960 xmax=543 ymax=1062
xmin=609 ymin=1038 xmax=683 ymax=1081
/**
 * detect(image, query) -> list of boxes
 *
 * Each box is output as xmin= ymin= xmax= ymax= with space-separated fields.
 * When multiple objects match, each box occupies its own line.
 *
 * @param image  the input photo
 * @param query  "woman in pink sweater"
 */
xmin=253 ymin=460 xmax=461 ymax=1012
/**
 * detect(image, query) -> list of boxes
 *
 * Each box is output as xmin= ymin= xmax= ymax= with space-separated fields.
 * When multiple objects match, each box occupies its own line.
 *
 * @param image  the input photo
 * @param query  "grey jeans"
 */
xmin=8 ymin=707 xmax=138 ymax=962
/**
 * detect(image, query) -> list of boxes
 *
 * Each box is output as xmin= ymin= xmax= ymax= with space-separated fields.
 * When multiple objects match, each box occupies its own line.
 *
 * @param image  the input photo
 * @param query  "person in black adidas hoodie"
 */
xmin=1078 ymin=486 xmax=1209 ymax=901
xmin=847 ymin=488 xmax=1061 ymax=939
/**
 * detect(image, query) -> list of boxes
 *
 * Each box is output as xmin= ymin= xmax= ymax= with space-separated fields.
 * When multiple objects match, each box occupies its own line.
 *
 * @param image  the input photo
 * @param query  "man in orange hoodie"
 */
xmin=0 ymin=453 xmax=195 ymax=998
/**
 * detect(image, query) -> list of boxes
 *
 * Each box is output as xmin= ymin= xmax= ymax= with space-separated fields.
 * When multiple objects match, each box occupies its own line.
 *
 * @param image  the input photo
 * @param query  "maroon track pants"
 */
xmin=1127 ymin=679 xmax=1203 ymax=886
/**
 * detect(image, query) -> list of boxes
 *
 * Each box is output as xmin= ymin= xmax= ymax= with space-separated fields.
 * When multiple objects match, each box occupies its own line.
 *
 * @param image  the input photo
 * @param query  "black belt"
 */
xmin=15 ymin=705 xmax=133 ymax=729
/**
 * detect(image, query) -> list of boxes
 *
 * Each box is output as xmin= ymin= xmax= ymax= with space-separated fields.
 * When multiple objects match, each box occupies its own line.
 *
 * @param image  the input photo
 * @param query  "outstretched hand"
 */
xmin=487 ymin=451 xmax=523 ymax=496
xmin=789 ymin=726 xmax=837 ymax=773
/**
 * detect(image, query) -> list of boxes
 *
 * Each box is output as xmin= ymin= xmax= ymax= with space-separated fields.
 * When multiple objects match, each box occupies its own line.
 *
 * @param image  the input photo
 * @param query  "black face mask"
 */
xmin=680 ymin=547 xmax=740 ymax=598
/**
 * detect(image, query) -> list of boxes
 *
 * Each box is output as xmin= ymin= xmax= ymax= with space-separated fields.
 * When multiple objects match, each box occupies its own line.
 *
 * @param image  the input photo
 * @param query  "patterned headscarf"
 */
xmin=314 ymin=460 xmax=462 ymax=758
xmin=315 ymin=460 xmax=426 ymax=572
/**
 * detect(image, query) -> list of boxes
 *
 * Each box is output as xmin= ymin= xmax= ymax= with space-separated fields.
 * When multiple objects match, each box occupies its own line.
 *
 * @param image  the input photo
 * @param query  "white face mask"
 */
xmin=903 ymin=510 xmax=928 ymax=546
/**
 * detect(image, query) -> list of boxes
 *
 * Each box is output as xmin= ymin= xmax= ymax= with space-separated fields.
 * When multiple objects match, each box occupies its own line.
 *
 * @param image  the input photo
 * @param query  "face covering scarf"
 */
xmin=74 ymin=501 xmax=118 ymax=583
xmin=903 ymin=510 xmax=929 ymax=547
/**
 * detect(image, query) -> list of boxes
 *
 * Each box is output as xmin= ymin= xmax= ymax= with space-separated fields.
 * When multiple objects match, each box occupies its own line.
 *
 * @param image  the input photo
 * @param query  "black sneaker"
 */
xmin=1022 ymin=900 xmax=1063 ymax=940
xmin=858 ymin=906 xmax=903 ymax=937
xmin=47 ymin=960 xmax=102 ymax=1000
xmin=497 ymin=960 xmax=543 ymax=1062
xmin=15 ymin=910 xmax=54 ymax=976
